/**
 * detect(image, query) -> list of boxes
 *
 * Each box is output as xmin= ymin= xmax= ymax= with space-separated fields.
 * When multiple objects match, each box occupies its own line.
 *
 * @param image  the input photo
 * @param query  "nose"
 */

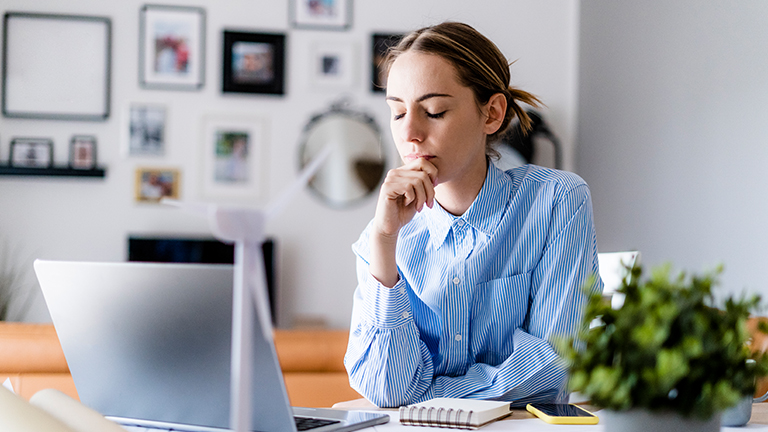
xmin=398 ymin=113 xmax=426 ymax=144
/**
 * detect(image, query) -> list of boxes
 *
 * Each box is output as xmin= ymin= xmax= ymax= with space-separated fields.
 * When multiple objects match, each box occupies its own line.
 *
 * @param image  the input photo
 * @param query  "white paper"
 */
xmin=2 ymin=377 xmax=14 ymax=393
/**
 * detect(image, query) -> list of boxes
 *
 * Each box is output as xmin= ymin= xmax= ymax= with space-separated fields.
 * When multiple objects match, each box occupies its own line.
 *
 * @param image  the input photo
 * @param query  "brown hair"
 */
xmin=384 ymin=22 xmax=542 ymax=158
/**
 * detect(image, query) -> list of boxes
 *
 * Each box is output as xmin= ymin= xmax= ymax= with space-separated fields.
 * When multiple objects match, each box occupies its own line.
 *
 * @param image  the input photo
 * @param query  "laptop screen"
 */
xmin=34 ymin=260 xmax=295 ymax=431
xmin=127 ymin=236 xmax=277 ymax=324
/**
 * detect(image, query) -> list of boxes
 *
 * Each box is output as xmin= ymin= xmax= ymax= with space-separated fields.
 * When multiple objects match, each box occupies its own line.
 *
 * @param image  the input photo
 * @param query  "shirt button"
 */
xmin=452 ymin=277 xmax=461 ymax=285
xmin=455 ymin=334 xmax=462 ymax=342
xmin=399 ymin=287 xmax=406 ymax=295
xmin=402 ymin=311 xmax=410 ymax=319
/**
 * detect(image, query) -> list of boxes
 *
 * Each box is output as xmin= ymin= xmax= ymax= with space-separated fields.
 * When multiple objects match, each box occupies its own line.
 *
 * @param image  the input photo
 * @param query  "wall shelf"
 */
xmin=0 ymin=165 xmax=106 ymax=178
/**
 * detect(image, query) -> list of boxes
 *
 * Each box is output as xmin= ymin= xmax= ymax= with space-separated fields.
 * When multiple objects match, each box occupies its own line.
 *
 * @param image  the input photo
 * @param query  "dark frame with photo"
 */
xmin=2 ymin=12 xmax=111 ymax=121
xmin=69 ymin=135 xmax=98 ymax=170
xmin=139 ymin=4 xmax=206 ymax=91
xmin=290 ymin=0 xmax=352 ymax=31
xmin=222 ymin=31 xmax=285 ymax=95
xmin=9 ymin=137 xmax=54 ymax=168
xmin=371 ymin=33 xmax=403 ymax=93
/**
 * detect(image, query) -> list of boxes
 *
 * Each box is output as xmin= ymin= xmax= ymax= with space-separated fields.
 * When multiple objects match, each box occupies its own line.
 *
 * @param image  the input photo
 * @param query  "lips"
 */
xmin=404 ymin=153 xmax=435 ymax=162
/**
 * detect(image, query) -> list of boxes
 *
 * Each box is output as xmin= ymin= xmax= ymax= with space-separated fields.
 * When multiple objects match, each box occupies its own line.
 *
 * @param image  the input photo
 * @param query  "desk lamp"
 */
xmin=163 ymin=146 xmax=331 ymax=432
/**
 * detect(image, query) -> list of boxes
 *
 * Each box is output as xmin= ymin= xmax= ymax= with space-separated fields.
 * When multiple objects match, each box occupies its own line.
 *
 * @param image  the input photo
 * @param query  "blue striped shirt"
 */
xmin=344 ymin=163 xmax=603 ymax=408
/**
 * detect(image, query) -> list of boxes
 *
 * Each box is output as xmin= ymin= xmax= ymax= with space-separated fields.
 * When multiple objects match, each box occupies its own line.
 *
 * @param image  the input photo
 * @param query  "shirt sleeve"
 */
xmin=344 ymin=183 xmax=602 ymax=407
xmin=343 ymin=254 xmax=437 ymax=407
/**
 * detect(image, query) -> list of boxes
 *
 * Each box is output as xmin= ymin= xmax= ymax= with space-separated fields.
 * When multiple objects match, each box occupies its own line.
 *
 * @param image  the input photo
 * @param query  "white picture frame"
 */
xmin=2 ymin=12 xmax=111 ymax=120
xmin=201 ymin=116 xmax=267 ymax=201
xmin=290 ymin=0 xmax=351 ymax=30
xmin=125 ymin=103 xmax=167 ymax=156
xmin=139 ymin=5 xmax=205 ymax=90
xmin=310 ymin=41 xmax=356 ymax=89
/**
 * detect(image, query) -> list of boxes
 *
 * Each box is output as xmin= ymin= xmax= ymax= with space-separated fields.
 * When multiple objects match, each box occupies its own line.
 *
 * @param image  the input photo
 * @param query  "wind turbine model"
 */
xmin=163 ymin=146 xmax=331 ymax=432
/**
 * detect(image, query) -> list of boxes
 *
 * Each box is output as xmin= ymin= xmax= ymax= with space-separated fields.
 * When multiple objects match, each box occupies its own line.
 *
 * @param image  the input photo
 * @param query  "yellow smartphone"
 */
xmin=526 ymin=403 xmax=599 ymax=425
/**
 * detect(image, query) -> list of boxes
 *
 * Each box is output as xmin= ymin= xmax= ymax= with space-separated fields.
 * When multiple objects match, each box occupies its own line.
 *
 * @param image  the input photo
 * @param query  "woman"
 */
xmin=344 ymin=22 xmax=602 ymax=408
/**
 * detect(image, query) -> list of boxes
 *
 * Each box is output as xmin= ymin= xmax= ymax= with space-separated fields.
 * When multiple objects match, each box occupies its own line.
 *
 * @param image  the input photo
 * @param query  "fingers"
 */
xmin=373 ymin=158 xmax=438 ymax=237
xmin=384 ymin=159 xmax=437 ymax=211
xmin=407 ymin=158 xmax=438 ymax=189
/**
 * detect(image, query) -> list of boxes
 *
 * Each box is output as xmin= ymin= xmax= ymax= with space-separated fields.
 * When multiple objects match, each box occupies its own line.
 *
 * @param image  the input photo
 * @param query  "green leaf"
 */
xmin=563 ymin=262 xmax=768 ymax=420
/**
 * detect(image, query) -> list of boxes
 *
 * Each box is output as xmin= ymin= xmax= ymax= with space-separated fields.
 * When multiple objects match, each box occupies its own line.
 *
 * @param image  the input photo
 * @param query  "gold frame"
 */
xmin=134 ymin=167 xmax=180 ymax=203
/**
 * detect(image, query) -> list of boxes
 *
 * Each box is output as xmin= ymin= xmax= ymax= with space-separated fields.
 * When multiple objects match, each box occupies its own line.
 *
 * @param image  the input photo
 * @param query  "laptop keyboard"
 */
xmin=120 ymin=415 xmax=341 ymax=432
xmin=294 ymin=416 xmax=341 ymax=431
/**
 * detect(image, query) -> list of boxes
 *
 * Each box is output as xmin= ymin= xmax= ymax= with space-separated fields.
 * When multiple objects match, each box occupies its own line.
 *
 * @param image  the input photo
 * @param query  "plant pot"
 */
xmin=601 ymin=409 xmax=721 ymax=432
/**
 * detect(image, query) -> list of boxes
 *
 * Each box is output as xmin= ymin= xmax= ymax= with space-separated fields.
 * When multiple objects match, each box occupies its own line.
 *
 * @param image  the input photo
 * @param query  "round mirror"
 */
xmin=299 ymin=102 xmax=386 ymax=208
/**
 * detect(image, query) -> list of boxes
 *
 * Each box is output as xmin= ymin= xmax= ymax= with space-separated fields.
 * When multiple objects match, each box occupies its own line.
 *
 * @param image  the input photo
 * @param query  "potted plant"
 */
xmin=563 ymin=264 xmax=768 ymax=432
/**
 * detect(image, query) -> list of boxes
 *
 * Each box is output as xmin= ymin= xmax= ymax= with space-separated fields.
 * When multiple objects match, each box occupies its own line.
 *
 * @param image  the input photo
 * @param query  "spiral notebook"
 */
xmin=398 ymin=398 xmax=512 ymax=429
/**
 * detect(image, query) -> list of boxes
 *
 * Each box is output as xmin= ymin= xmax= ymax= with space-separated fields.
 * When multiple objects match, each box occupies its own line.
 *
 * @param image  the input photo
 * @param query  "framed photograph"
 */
xmin=310 ymin=41 xmax=356 ymax=88
xmin=128 ymin=104 xmax=166 ymax=156
xmin=201 ymin=116 xmax=266 ymax=201
xmin=135 ymin=167 xmax=180 ymax=203
xmin=69 ymin=135 xmax=97 ymax=169
xmin=290 ymin=0 xmax=352 ymax=30
xmin=371 ymin=33 xmax=403 ymax=93
xmin=222 ymin=31 xmax=285 ymax=95
xmin=139 ymin=5 xmax=205 ymax=90
xmin=9 ymin=138 xmax=54 ymax=168
xmin=2 ymin=12 xmax=111 ymax=120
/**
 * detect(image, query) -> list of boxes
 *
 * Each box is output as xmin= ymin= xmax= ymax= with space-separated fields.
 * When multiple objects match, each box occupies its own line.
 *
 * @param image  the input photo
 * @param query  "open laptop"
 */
xmin=33 ymin=260 xmax=388 ymax=432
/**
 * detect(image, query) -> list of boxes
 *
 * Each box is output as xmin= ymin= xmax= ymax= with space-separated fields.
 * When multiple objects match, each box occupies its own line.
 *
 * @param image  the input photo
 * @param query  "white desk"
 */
xmin=335 ymin=399 xmax=768 ymax=431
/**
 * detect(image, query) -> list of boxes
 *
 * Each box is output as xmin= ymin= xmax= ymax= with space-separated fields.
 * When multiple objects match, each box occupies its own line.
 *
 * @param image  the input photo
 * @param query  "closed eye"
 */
xmin=427 ymin=111 xmax=447 ymax=119
xmin=393 ymin=113 xmax=406 ymax=121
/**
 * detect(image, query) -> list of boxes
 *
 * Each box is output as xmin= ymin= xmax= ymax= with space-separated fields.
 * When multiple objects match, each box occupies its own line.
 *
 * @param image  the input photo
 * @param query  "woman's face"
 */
xmin=386 ymin=51 xmax=491 ymax=187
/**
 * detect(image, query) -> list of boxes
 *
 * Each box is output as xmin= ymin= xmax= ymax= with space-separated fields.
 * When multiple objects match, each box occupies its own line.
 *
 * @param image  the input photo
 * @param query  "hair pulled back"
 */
xmin=384 ymin=22 xmax=541 ymax=157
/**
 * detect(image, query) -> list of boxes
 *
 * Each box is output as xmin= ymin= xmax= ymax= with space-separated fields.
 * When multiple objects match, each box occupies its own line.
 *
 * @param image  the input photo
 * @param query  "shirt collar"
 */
xmin=423 ymin=163 xmax=511 ymax=250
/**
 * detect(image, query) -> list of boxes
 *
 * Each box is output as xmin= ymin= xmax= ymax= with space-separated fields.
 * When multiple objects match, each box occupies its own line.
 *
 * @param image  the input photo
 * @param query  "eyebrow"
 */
xmin=386 ymin=93 xmax=453 ymax=103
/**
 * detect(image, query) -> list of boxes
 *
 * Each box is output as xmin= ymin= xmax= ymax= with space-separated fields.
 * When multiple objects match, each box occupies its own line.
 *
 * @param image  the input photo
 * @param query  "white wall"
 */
xmin=0 ymin=0 xmax=580 ymax=327
xmin=577 ymin=1 xmax=768 ymax=299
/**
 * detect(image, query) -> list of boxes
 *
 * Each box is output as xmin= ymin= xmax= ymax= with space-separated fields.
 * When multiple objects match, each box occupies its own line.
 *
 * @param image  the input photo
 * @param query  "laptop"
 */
xmin=33 ymin=260 xmax=389 ymax=432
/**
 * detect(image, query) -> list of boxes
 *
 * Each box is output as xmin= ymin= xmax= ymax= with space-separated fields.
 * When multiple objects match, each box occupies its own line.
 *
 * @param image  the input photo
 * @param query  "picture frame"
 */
xmin=201 ymin=116 xmax=266 ymax=201
xmin=69 ymin=135 xmax=98 ymax=170
xmin=222 ymin=31 xmax=285 ymax=95
xmin=135 ymin=167 xmax=180 ymax=203
xmin=310 ymin=41 xmax=356 ymax=89
xmin=371 ymin=33 xmax=403 ymax=93
xmin=290 ymin=0 xmax=352 ymax=31
xmin=9 ymin=138 xmax=54 ymax=168
xmin=2 ymin=12 xmax=111 ymax=120
xmin=139 ymin=5 xmax=205 ymax=90
xmin=127 ymin=103 xmax=167 ymax=156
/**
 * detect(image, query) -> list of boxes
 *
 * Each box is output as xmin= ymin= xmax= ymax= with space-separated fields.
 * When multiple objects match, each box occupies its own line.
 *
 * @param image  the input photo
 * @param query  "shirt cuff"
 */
xmin=359 ymin=270 xmax=413 ymax=329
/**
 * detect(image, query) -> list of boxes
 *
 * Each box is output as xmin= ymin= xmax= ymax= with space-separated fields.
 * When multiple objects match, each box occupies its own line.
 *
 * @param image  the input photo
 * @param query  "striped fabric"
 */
xmin=344 ymin=163 xmax=603 ymax=408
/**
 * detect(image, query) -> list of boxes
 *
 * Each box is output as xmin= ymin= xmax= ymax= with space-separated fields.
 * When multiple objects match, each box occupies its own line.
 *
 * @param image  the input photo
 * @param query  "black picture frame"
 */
xmin=371 ymin=33 xmax=403 ymax=93
xmin=222 ymin=31 xmax=285 ymax=95
xmin=69 ymin=135 xmax=98 ymax=170
xmin=2 ymin=12 xmax=111 ymax=121
xmin=139 ymin=5 xmax=206 ymax=91
xmin=9 ymin=138 xmax=54 ymax=168
xmin=290 ymin=0 xmax=352 ymax=31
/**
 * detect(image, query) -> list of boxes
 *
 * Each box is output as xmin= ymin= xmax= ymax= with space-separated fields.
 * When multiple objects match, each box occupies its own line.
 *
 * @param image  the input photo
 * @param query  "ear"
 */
xmin=483 ymin=93 xmax=507 ymax=135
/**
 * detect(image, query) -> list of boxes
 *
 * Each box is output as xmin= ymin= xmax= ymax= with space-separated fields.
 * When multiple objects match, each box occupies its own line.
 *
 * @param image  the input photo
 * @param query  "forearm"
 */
xmin=344 ymin=253 xmax=438 ymax=407
xmin=345 ymin=320 xmax=435 ymax=407
xmin=431 ymin=328 xmax=568 ymax=403
xmin=368 ymin=231 xmax=399 ymax=288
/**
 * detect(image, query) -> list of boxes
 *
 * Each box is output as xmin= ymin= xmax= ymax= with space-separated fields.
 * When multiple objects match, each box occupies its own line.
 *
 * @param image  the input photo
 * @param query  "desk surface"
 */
xmin=335 ymin=399 xmax=768 ymax=431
